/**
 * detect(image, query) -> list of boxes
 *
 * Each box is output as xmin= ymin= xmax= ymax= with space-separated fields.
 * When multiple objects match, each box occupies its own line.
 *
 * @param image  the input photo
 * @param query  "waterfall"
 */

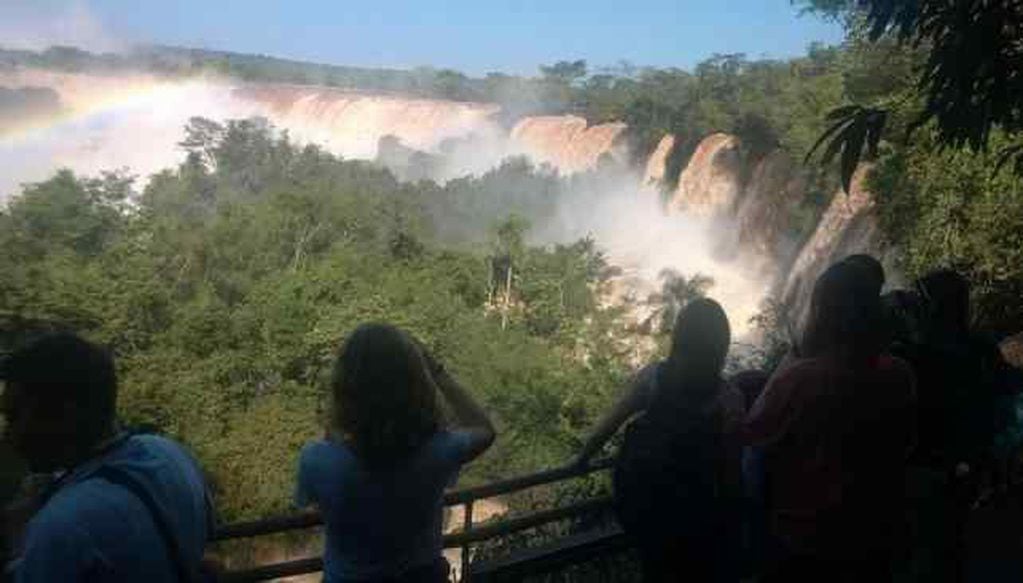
xmin=642 ymin=133 xmax=675 ymax=189
xmin=778 ymin=166 xmax=881 ymax=327
xmin=509 ymin=115 xmax=628 ymax=174
xmin=670 ymin=133 xmax=742 ymax=217
xmin=235 ymin=84 xmax=502 ymax=159
xmin=2 ymin=68 xmax=891 ymax=335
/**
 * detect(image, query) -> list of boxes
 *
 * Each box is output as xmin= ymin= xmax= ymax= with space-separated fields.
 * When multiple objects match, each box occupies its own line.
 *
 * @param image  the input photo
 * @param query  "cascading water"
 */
xmin=670 ymin=133 xmax=742 ymax=217
xmin=642 ymin=134 xmax=675 ymax=189
xmin=778 ymin=165 xmax=883 ymax=327
xmin=235 ymin=84 xmax=502 ymax=159
xmin=508 ymin=115 xmax=628 ymax=174
xmin=0 ymin=72 xmax=259 ymax=195
xmin=0 ymin=68 xmax=886 ymax=339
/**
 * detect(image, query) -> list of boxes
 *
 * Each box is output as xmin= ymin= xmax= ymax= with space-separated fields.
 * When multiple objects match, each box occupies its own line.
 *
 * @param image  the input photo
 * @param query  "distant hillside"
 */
xmin=0 ymin=44 xmax=494 ymax=102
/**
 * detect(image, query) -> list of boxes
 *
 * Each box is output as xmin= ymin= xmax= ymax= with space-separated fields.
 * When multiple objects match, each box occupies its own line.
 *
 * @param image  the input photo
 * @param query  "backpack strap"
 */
xmin=93 ymin=466 xmax=198 ymax=583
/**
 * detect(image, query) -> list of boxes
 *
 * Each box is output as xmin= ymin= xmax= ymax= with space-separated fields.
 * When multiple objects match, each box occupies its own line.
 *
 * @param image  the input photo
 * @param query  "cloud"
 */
xmin=0 ymin=0 xmax=124 ymax=53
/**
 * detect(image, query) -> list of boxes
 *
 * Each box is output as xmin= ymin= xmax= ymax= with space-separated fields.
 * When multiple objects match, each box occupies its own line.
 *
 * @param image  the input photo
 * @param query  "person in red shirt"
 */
xmin=745 ymin=261 xmax=916 ymax=582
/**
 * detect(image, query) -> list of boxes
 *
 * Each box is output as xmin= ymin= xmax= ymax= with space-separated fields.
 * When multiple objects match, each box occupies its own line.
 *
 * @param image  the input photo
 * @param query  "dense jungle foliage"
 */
xmin=2 ymin=1 xmax=1022 ymax=526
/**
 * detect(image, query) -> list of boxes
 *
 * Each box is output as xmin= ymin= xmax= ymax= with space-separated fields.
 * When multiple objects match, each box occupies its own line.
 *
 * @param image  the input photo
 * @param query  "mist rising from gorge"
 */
xmin=0 ymin=66 xmax=878 ymax=338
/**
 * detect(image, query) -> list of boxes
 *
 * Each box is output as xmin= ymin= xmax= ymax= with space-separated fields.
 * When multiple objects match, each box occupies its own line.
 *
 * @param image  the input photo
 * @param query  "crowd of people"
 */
xmin=0 ymin=255 xmax=1020 ymax=582
xmin=579 ymin=256 xmax=1023 ymax=582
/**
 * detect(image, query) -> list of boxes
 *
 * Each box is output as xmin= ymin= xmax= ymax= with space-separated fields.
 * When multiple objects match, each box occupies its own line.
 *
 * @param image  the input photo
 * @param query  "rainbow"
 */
xmin=0 ymin=70 xmax=263 ymax=198
xmin=0 ymin=69 xmax=247 ymax=143
xmin=3 ymin=70 xmax=162 ymax=138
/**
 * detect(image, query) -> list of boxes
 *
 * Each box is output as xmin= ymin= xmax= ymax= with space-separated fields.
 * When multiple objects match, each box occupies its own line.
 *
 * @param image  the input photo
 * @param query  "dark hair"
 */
xmin=652 ymin=298 xmax=731 ymax=415
xmin=331 ymin=323 xmax=440 ymax=469
xmin=842 ymin=254 xmax=885 ymax=295
xmin=1 ymin=332 xmax=117 ymax=445
xmin=802 ymin=261 xmax=885 ymax=362
xmin=916 ymin=269 xmax=969 ymax=335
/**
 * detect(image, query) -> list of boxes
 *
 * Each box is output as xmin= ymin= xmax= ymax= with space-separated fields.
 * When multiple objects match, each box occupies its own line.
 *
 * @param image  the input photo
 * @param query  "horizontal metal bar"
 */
xmin=217 ymin=557 xmax=323 ymax=583
xmin=444 ymin=458 xmax=615 ymax=505
xmin=213 ymin=510 xmax=321 ymax=541
xmin=469 ymin=526 xmax=629 ymax=582
xmin=444 ymin=495 xmax=614 ymax=547
xmin=212 ymin=459 xmax=614 ymax=542
xmin=216 ymin=496 xmax=615 ymax=581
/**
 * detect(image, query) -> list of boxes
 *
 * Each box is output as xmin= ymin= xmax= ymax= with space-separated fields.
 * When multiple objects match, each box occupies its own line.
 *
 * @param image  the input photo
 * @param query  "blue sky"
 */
xmin=2 ymin=0 xmax=844 ymax=76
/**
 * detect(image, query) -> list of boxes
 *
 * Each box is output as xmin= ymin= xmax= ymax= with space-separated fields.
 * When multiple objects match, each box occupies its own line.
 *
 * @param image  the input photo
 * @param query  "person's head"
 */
xmin=331 ymin=323 xmax=440 ymax=468
xmin=661 ymin=298 xmax=731 ymax=406
xmin=0 ymin=333 xmax=118 ymax=472
xmin=802 ymin=261 xmax=885 ymax=361
xmin=916 ymin=269 xmax=970 ymax=336
xmin=842 ymin=254 xmax=885 ymax=296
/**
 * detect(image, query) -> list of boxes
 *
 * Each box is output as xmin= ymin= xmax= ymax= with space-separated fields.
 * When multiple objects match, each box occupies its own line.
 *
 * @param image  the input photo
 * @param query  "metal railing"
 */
xmin=212 ymin=458 xmax=620 ymax=582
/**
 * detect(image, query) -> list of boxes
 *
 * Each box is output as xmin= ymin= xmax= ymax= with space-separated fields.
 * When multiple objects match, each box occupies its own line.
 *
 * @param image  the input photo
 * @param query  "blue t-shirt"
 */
xmin=295 ymin=431 xmax=473 ymax=582
xmin=8 ymin=434 xmax=211 ymax=583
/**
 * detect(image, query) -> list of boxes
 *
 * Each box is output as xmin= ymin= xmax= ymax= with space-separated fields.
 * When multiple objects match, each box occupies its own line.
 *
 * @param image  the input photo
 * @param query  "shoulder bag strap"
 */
xmin=93 ymin=466 xmax=197 ymax=583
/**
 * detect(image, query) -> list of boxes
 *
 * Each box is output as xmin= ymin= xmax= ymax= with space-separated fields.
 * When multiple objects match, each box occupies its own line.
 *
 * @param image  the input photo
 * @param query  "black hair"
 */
xmin=651 ymin=298 xmax=731 ymax=416
xmin=802 ymin=261 xmax=886 ymax=362
xmin=2 ymin=332 xmax=117 ymax=445
xmin=916 ymin=269 xmax=970 ymax=335
xmin=332 ymin=323 xmax=440 ymax=469
xmin=842 ymin=254 xmax=885 ymax=295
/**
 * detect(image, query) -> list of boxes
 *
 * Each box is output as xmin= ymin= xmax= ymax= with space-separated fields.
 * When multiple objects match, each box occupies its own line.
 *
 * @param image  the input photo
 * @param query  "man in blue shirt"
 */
xmin=1 ymin=333 xmax=212 ymax=582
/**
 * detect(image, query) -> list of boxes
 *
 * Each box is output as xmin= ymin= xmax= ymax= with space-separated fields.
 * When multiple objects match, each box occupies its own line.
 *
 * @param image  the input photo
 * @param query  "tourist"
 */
xmin=745 ymin=262 xmax=916 ymax=582
xmin=896 ymin=270 xmax=1023 ymax=581
xmin=904 ymin=269 xmax=1021 ymax=471
xmin=1 ymin=333 xmax=213 ymax=582
xmin=783 ymin=254 xmax=887 ymax=367
xmin=577 ymin=298 xmax=744 ymax=582
xmin=294 ymin=323 xmax=495 ymax=583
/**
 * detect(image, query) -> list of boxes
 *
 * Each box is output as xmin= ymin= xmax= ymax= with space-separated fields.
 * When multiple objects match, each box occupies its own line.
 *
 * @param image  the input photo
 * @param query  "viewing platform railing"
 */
xmin=212 ymin=457 xmax=629 ymax=582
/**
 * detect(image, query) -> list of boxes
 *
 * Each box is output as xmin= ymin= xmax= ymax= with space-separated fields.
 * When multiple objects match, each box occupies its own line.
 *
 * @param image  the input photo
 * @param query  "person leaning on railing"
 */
xmin=293 ymin=323 xmax=495 ymax=583
xmin=573 ymin=298 xmax=746 ymax=583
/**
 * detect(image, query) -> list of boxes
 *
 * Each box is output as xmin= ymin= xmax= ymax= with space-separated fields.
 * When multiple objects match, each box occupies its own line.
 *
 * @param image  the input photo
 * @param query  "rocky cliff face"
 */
xmin=3 ymin=68 xmax=891 ymax=331
xmin=778 ymin=166 xmax=884 ymax=327
xmin=647 ymin=132 xmax=887 ymax=334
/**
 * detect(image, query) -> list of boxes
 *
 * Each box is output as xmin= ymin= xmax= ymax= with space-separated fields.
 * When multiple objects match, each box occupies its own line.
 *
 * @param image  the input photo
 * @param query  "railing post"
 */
xmin=460 ymin=500 xmax=474 ymax=581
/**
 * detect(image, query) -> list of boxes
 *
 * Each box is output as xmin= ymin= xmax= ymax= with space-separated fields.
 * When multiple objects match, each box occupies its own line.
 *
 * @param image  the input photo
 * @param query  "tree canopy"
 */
xmin=4 ymin=5 xmax=1023 ymax=529
xmin=0 ymin=119 xmax=642 ymax=521
xmin=800 ymin=0 xmax=1023 ymax=187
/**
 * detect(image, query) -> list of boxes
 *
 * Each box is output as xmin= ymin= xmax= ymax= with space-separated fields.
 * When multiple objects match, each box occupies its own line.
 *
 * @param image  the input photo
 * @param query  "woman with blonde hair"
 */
xmin=295 ymin=323 xmax=495 ymax=583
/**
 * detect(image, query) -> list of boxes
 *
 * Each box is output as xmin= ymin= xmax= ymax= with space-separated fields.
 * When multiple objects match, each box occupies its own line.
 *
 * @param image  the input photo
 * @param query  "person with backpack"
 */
xmin=574 ymin=298 xmax=745 ymax=582
xmin=744 ymin=261 xmax=916 ymax=582
xmin=294 ymin=323 xmax=495 ymax=583
xmin=1 ymin=333 xmax=213 ymax=582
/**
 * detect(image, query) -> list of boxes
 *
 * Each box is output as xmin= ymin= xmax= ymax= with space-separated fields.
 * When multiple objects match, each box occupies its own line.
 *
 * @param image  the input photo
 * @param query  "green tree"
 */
xmin=801 ymin=0 xmax=1023 ymax=186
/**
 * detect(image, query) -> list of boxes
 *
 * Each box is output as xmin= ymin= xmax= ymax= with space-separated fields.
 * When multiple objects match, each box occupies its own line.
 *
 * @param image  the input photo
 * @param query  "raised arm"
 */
xmin=430 ymin=361 xmax=496 ymax=464
xmin=572 ymin=367 xmax=654 ymax=468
